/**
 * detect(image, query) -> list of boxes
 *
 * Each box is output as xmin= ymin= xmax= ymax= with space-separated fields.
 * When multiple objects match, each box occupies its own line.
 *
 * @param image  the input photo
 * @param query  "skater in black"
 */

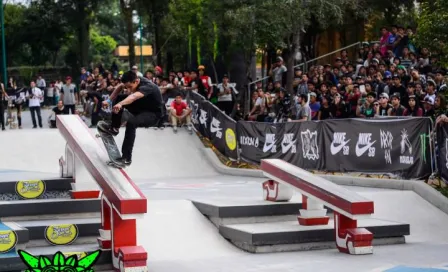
xmin=98 ymin=71 xmax=164 ymax=166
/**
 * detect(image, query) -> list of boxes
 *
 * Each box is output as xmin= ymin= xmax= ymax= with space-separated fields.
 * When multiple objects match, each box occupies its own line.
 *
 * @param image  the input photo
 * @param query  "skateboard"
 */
xmin=95 ymin=129 xmax=126 ymax=169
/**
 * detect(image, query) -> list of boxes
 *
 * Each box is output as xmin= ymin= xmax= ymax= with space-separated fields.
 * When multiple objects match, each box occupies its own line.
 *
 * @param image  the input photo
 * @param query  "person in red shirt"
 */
xmin=170 ymin=93 xmax=192 ymax=134
xmin=198 ymin=65 xmax=213 ymax=99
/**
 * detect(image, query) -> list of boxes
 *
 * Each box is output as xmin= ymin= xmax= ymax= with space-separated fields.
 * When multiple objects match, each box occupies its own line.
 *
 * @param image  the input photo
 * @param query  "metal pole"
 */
xmin=139 ymin=15 xmax=144 ymax=73
xmin=0 ymin=0 xmax=7 ymax=83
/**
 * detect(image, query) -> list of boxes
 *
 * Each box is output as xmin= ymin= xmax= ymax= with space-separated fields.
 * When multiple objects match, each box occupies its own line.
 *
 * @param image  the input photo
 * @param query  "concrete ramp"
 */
xmin=126 ymin=128 xmax=218 ymax=180
xmin=138 ymin=200 xmax=243 ymax=262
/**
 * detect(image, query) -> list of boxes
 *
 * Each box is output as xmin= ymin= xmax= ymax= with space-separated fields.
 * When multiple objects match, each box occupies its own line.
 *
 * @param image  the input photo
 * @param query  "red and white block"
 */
xmin=59 ymin=143 xmax=101 ymax=199
xmin=335 ymin=211 xmax=373 ymax=255
xmin=261 ymin=159 xmax=374 ymax=255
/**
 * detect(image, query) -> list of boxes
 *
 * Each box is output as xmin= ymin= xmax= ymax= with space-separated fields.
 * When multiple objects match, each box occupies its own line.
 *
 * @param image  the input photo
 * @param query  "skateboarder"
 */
xmin=98 ymin=71 xmax=165 ymax=166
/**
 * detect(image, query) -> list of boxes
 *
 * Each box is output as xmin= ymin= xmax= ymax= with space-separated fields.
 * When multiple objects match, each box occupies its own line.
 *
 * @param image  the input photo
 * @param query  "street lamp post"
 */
xmin=0 ymin=0 xmax=7 ymax=83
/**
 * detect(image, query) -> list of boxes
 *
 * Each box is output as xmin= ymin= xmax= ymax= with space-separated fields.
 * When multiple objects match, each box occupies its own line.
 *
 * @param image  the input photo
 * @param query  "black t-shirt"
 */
xmin=131 ymin=77 xmax=164 ymax=115
xmin=53 ymin=106 xmax=65 ymax=115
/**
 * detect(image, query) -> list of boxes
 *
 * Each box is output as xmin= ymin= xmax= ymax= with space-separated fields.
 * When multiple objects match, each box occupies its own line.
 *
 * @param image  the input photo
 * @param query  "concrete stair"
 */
xmin=192 ymin=198 xmax=410 ymax=254
xmin=0 ymin=173 xmax=111 ymax=271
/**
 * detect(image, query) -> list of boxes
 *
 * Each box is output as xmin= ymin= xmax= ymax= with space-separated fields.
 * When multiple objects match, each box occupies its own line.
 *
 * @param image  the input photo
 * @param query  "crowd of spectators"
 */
xmin=245 ymin=26 xmax=447 ymax=124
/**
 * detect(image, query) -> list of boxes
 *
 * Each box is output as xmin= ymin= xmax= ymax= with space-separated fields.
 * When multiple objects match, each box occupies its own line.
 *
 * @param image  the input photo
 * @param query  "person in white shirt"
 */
xmin=27 ymin=81 xmax=43 ymax=128
xmin=217 ymin=74 xmax=235 ymax=115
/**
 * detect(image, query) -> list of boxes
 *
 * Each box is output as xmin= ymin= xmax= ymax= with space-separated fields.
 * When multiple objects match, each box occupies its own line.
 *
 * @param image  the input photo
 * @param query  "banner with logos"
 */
xmin=437 ymin=124 xmax=448 ymax=183
xmin=322 ymin=118 xmax=432 ymax=179
xmin=188 ymin=91 xmax=238 ymax=160
xmin=237 ymin=118 xmax=432 ymax=179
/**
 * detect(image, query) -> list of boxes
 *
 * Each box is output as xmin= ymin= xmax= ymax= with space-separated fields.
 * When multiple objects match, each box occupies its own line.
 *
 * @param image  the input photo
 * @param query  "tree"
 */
xmin=414 ymin=0 xmax=448 ymax=65
xmin=90 ymin=28 xmax=118 ymax=66
xmin=119 ymin=0 xmax=137 ymax=68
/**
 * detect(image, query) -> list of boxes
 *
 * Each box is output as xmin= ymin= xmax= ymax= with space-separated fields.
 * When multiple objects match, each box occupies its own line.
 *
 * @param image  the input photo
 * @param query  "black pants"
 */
xmin=217 ymin=101 xmax=234 ymax=116
xmin=64 ymin=104 xmax=76 ymax=114
xmin=0 ymin=101 xmax=4 ymax=129
xmin=111 ymin=95 xmax=160 ymax=160
xmin=30 ymin=106 xmax=42 ymax=127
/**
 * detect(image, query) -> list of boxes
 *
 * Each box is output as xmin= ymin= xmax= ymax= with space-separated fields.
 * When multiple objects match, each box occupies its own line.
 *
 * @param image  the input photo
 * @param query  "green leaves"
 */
xmin=18 ymin=250 xmax=101 ymax=272
xmin=414 ymin=0 xmax=448 ymax=66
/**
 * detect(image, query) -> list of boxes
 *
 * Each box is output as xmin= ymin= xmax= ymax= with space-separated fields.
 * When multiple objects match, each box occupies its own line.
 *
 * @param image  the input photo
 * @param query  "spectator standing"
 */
xmin=294 ymin=94 xmax=311 ymax=122
xmin=269 ymin=57 xmax=287 ymax=85
xmin=0 ymin=81 xmax=7 ymax=130
xmin=27 ymin=81 xmax=43 ymax=128
xmin=309 ymin=92 xmax=320 ymax=120
xmin=198 ymin=65 xmax=213 ymax=100
xmin=217 ymin=74 xmax=234 ymax=115
xmin=36 ymin=75 xmax=47 ymax=106
xmin=60 ymin=76 xmax=78 ymax=114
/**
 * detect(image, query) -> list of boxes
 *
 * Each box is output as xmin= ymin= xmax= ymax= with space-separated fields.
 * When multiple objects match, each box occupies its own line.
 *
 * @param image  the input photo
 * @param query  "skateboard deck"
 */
xmin=95 ymin=129 xmax=125 ymax=168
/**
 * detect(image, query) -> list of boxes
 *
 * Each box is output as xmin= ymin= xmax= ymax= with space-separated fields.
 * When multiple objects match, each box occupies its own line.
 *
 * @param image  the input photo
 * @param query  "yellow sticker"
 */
xmin=0 ymin=230 xmax=17 ymax=253
xmin=15 ymin=180 xmax=46 ymax=199
xmin=45 ymin=224 xmax=78 ymax=246
xmin=63 ymin=252 xmax=87 ymax=259
xmin=225 ymin=128 xmax=237 ymax=151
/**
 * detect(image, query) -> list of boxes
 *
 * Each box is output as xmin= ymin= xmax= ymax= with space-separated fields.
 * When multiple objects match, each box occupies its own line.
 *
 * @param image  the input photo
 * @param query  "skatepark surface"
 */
xmin=1 ymin=111 xmax=448 ymax=271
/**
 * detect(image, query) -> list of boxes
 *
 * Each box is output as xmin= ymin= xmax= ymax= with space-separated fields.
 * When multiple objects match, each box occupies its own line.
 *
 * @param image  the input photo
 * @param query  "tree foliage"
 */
xmin=414 ymin=0 xmax=448 ymax=65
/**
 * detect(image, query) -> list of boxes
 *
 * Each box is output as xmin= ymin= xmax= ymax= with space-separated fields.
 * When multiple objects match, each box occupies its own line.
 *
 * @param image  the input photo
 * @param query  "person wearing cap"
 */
xmin=154 ymin=66 xmax=163 ymax=77
xmin=390 ymin=74 xmax=406 ymax=98
xmin=389 ymin=92 xmax=405 ymax=116
xmin=97 ymin=71 xmax=165 ymax=166
xmin=403 ymin=95 xmax=423 ymax=116
xmin=376 ymin=92 xmax=391 ymax=116
xmin=269 ymin=56 xmax=287 ymax=85
xmin=131 ymin=65 xmax=143 ymax=77
xmin=422 ymin=96 xmax=435 ymax=119
xmin=198 ymin=65 xmax=213 ymax=99
xmin=309 ymin=92 xmax=320 ymax=120
xmin=357 ymin=92 xmax=376 ymax=118
xmin=217 ymin=74 xmax=235 ymax=115
xmin=183 ymin=70 xmax=208 ymax=98
xmin=424 ymin=79 xmax=437 ymax=102
xmin=60 ymin=76 xmax=78 ymax=115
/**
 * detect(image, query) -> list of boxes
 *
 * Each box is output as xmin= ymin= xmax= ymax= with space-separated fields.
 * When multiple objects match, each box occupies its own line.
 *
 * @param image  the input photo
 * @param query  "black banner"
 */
xmin=188 ymin=91 xmax=237 ymax=160
xmin=322 ymin=118 xmax=432 ymax=179
xmin=437 ymin=124 xmax=448 ymax=182
xmin=237 ymin=118 xmax=432 ymax=179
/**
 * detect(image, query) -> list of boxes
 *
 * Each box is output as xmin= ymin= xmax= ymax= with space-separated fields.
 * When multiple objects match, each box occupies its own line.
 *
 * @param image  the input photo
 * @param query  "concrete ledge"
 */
xmin=232 ymin=237 xmax=406 ymax=254
xmin=205 ymin=148 xmax=448 ymax=216
xmin=0 ymin=199 xmax=101 ymax=217
xmin=220 ymin=219 xmax=409 ymax=246
xmin=0 ymin=178 xmax=73 ymax=194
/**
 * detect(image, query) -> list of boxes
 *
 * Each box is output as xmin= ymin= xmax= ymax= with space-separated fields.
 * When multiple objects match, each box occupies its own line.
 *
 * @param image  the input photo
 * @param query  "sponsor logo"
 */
xmin=225 ymin=129 xmax=237 ymax=151
xmin=210 ymin=117 xmax=223 ymax=138
xmin=420 ymin=133 xmax=429 ymax=163
xmin=380 ymin=130 xmax=393 ymax=164
xmin=0 ymin=230 xmax=17 ymax=253
xmin=15 ymin=180 xmax=46 ymax=199
xmin=190 ymin=102 xmax=199 ymax=124
xmin=263 ymin=134 xmax=277 ymax=153
xmin=45 ymin=224 xmax=78 ymax=246
xmin=400 ymin=129 xmax=414 ymax=165
xmin=301 ymin=129 xmax=319 ymax=161
xmin=19 ymin=250 xmax=100 ymax=271
xmin=330 ymin=132 xmax=350 ymax=155
xmin=281 ymin=134 xmax=297 ymax=154
xmin=199 ymin=109 xmax=208 ymax=125
xmin=239 ymin=136 xmax=259 ymax=147
xmin=355 ymin=133 xmax=376 ymax=157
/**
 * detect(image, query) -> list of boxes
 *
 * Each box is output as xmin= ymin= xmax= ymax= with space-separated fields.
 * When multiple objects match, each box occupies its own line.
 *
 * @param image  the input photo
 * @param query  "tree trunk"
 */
xmin=153 ymin=17 xmax=162 ymax=67
xmin=286 ymin=33 xmax=301 ymax=94
xmin=120 ymin=0 xmax=135 ymax=68
xmin=77 ymin=0 xmax=89 ymax=68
